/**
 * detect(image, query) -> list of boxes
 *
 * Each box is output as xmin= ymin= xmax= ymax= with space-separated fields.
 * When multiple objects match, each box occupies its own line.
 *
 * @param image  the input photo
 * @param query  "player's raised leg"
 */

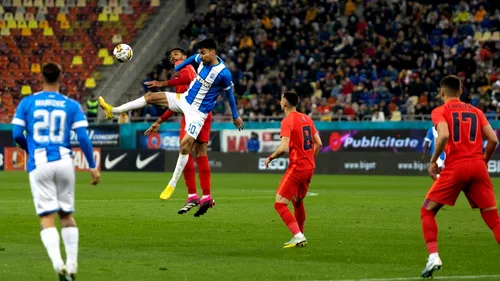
xmin=193 ymin=142 xmax=214 ymax=217
xmin=98 ymin=92 xmax=170 ymax=119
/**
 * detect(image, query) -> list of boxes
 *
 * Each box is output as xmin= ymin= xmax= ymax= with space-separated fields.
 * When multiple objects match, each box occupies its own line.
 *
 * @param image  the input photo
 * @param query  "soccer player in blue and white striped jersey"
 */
xmin=12 ymin=62 xmax=100 ymax=281
xmin=99 ymin=38 xmax=243 ymax=215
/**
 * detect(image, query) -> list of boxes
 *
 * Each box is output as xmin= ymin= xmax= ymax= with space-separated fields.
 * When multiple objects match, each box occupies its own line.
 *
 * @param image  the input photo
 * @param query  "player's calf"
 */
xmin=480 ymin=207 xmax=500 ymax=244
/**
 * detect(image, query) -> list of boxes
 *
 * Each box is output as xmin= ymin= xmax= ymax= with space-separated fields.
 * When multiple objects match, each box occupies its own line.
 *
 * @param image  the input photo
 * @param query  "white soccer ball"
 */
xmin=113 ymin=44 xmax=133 ymax=63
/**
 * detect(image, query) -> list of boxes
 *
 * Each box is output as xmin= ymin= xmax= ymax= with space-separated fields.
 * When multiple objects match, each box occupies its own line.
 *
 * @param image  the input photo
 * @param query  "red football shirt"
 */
xmin=280 ymin=111 xmax=317 ymax=170
xmin=431 ymin=100 xmax=489 ymax=166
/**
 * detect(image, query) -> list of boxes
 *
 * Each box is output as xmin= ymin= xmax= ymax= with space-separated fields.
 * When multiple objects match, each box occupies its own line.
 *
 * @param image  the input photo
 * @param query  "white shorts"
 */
xmin=165 ymin=92 xmax=208 ymax=139
xmin=29 ymin=158 xmax=75 ymax=216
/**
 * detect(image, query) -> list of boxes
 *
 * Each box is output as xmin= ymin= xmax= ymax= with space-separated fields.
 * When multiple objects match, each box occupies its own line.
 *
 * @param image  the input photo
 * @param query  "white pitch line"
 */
xmin=0 ymin=196 xmax=274 ymax=203
xmin=306 ymin=274 xmax=500 ymax=281
xmin=307 ymin=192 xmax=318 ymax=196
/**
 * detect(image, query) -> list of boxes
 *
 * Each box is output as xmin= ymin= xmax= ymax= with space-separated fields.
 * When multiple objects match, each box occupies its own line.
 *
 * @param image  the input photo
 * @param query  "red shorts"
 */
xmin=277 ymin=168 xmax=315 ymax=201
xmin=180 ymin=112 xmax=212 ymax=143
xmin=426 ymin=159 xmax=497 ymax=209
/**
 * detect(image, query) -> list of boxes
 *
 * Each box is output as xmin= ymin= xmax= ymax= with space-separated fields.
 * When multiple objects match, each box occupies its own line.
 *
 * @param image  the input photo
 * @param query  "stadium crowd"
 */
xmin=137 ymin=0 xmax=500 ymax=122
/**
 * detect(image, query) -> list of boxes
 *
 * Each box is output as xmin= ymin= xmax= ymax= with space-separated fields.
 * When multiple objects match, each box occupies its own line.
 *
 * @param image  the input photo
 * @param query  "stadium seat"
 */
xmin=109 ymin=13 xmax=119 ymax=22
xmin=60 ymin=20 xmax=69 ymax=29
xmin=111 ymin=33 xmax=122 ymax=44
xmin=85 ymin=77 xmax=96 ymax=88
xmin=39 ymin=19 xmax=48 ymax=28
xmin=150 ymin=0 xmax=159 ymax=7
xmin=0 ymin=27 xmax=9 ymax=36
xmin=72 ymin=55 xmax=83 ymax=65
xmin=123 ymin=5 xmax=133 ymax=14
xmin=14 ymin=13 xmax=24 ymax=21
xmin=21 ymin=85 xmax=32 ymax=95
xmin=56 ymin=12 xmax=66 ymax=21
xmin=12 ymin=0 xmax=21 ymax=7
xmin=97 ymin=13 xmax=108 ymax=22
xmin=27 ymin=19 xmax=37 ymax=28
xmin=43 ymin=27 xmax=53 ymax=36
xmin=102 ymin=6 xmax=112 ymax=14
xmin=21 ymin=27 xmax=31 ymax=36
xmin=120 ymin=0 xmax=129 ymax=7
xmin=0 ymin=20 xmax=5 ymax=28
xmin=23 ymin=0 xmax=33 ymax=7
xmin=97 ymin=0 xmax=106 ymax=7
xmin=33 ymin=0 xmax=42 ymax=7
xmin=17 ymin=20 xmax=26 ymax=28
xmin=98 ymin=48 xmax=109 ymax=58
xmin=1 ymin=0 xmax=11 ymax=7
xmin=76 ymin=0 xmax=86 ymax=7
xmin=7 ymin=20 xmax=16 ymax=28
xmin=103 ymin=56 xmax=114 ymax=65
xmin=66 ymin=0 xmax=76 ymax=7
xmin=31 ymin=63 xmax=40 ymax=73
xmin=4 ymin=12 xmax=13 ymax=21
xmin=45 ymin=0 xmax=54 ymax=7
xmin=474 ymin=32 xmax=482 ymax=41
xmin=55 ymin=0 xmax=64 ymax=7
xmin=24 ymin=12 xmax=34 ymax=20
xmin=493 ymin=31 xmax=500 ymax=41
xmin=35 ymin=12 xmax=45 ymax=20
xmin=0 ymin=6 xmax=3 ymax=14
xmin=481 ymin=31 xmax=491 ymax=41
xmin=62 ymin=41 xmax=71 ymax=50
xmin=15 ymin=6 xmax=25 ymax=14
xmin=112 ymin=5 xmax=122 ymax=14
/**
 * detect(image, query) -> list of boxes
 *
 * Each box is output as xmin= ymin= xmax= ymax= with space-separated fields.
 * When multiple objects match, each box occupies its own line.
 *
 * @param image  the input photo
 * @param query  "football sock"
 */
xmin=183 ymin=154 xmax=197 ymax=195
xmin=40 ymin=227 xmax=65 ymax=272
xmin=196 ymin=156 xmax=211 ymax=196
xmin=169 ymin=153 xmax=189 ymax=188
xmin=480 ymin=209 xmax=500 ymax=244
xmin=274 ymin=202 xmax=301 ymax=236
xmin=112 ymin=96 xmax=147 ymax=114
xmin=293 ymin=200 xmax=306 ymax=233
xmin=421 ymin=207 xmax=439 ymax=254
xmin=61 ymin=227 xmax=79 ymax=274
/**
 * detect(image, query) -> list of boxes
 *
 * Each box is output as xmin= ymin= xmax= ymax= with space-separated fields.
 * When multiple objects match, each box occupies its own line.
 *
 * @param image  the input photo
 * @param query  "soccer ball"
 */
xmin=113 ymin=44 xmax=133 ymax=63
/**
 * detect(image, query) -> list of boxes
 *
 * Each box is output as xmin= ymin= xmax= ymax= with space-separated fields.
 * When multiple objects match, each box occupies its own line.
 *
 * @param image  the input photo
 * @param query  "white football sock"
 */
xmin=61 ymin=227 xmax=79 ymax=274
xmin=168 ymin=154 xmax=189 ymax=188
xmin=40 ymin=227 xmax=65 ymax=272
xmin=429 ymin=252 xmax=439 ymax=260
xmin=294 ymin=232 xmax=305 ymax=239
xmin=188 ymin=193 xmax=198 ymax=198
xmin=112 ymin=97 xmax=147 ymax=114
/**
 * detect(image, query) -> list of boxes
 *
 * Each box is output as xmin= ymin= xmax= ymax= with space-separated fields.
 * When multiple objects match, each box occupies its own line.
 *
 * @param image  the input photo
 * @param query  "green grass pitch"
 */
xmin=0 ymin=172 xmax=499 ymax=281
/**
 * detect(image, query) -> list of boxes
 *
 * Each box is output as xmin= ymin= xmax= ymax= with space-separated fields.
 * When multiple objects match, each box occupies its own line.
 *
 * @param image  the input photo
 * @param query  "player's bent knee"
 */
xmin=422 ymin=199 xmax=443 ymax=212
xmin=194 ymin=143 xmax=208 ymax=157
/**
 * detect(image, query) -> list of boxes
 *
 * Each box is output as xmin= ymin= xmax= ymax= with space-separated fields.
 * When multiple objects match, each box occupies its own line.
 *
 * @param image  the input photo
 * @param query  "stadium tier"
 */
xmin=0 ymin=0 xmax=160 ymax=123
xmin=140 ymin=0 xmax=499 ymax=122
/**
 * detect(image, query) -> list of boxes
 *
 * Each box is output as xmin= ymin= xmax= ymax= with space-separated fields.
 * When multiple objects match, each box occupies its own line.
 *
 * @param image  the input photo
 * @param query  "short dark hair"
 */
xmin=42 ymin=62 xmax=61 ymax=84
xmin=197 ymin=38 xmax=217 ymax=51
xmin=170 ymin=48 xmax=186 ymax=55
xmin=283 ymin=91 xmax=299 ymax=107
xmin=440 ymin=75 xmax=461 ymax=96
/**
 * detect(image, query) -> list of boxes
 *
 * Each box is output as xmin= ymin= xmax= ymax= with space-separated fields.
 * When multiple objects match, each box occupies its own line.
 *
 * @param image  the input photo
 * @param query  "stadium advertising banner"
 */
xmin=70 ymin=125 xmax=120 ymax=147
xmin=136 ymin=130 xmax=221 ymax=151
xmin=319 ymin=130 xmax=428 ymax=153
xmin=1 ymin=147 xmax=100 ymax=171
xmin=101 ymin=149 xmax=166 ymax=172
xmin=220 ymin=129 xmax=281 ymax=152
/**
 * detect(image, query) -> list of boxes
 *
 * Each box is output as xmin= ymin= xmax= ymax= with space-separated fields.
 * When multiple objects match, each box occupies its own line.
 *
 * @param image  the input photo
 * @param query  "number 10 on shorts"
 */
xmin=188 ymin=123 xmax=197 ymax=135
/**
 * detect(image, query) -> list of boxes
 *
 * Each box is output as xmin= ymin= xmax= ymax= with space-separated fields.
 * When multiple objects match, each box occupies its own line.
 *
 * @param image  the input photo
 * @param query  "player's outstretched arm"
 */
xmin=313 ymin=132 xmax=322 ymax=157
xmin=265 ymin=137 xmax=290 ymax=168
xmin=145 ymin=68 xmax=195 ymax=88
xmin=174 ymin=55 xmax=199 ymax=72
xmin=482 ymin=124 xmax=498 ymax=162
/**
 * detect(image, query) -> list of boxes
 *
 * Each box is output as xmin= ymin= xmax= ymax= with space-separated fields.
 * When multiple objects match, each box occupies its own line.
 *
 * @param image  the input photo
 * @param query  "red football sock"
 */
xmin=421 ymin=208 xmax=439 ymax=254
xmin=196 ymin=156 xmax=211 ymax=196
xmin=480 ymin=209 xmax=500 ymax=244
xmin=275 ymin=202 xmax=301 ymax=236
xmin=182 ymin=154 xmax=197 ymax=195
xmin=293 ymin=201 xmax=306 ymax=233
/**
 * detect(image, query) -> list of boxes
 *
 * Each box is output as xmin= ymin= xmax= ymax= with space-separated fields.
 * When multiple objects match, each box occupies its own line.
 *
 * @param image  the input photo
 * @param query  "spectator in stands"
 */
xmin=247 ymin=132 xmax=260 ymax=153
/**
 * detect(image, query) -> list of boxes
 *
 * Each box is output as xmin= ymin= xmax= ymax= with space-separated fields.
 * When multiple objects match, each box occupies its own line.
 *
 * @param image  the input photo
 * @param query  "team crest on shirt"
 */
xmin=209 ymin=73 xmax=215 ymax=79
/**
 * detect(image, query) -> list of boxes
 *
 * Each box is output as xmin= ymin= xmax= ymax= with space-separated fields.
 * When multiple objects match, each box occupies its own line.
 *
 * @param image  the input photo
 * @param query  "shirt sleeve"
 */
xmin=71 ymin=102 xmax=89 ymax=130
xmin=424 ymin=128 xmax=433 ymax=142
xmin=11 ymin=98 xmax=28 ymax=127
xmin=280 ymin=118 xmax=292 ymax=138
xmin=174 ymin=55 xmax=199 ymax=72
xmin=431 ymin=107 xmax=446 ymax=126
xmin=477 ymin=108 xmax=489 ymax=128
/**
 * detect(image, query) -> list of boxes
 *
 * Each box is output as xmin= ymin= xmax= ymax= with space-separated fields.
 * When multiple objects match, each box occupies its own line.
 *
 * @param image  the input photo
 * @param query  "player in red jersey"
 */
xmin=421 ymin=75 xmax=500 ymax=278
xmin=265 ymin=92 xmax=322 ymax=248
xmin=143 ymin=48 xmax=214 ymax=217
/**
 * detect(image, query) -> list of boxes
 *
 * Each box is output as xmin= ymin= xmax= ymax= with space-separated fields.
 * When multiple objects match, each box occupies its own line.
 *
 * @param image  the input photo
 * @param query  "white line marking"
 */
xmin=306 ymin=275 xmax=500 ymax=281
xmin=307 ymin=192 xmax=318 ymax=196
xmin=0 ymin=196 xmax=273 ymax=203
